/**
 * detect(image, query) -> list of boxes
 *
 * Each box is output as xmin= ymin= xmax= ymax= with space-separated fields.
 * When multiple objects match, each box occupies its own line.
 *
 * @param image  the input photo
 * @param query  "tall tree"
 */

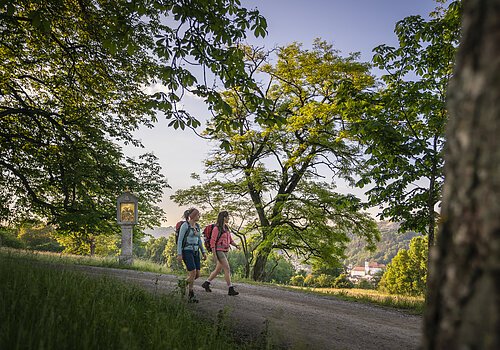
xmin=379 ymin=235 xmax=428 ymax=296
xmin=0 ymin=1 xmax=266 ymax=231
xmin=424 ymin=0 xmax=500 ymax=348
xmin=354 ymin=1 xmax=462 ymax=248
xmin=173 ymin=41 xmax=380 ymax=281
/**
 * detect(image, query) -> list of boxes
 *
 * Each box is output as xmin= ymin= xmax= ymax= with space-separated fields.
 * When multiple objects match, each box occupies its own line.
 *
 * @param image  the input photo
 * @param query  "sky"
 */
xmin=125 ymin=0 xmax=441 ymax=227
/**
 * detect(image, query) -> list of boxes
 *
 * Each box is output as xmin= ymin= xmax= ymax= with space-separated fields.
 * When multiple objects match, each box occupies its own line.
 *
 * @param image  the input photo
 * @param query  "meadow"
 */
xmin=0 ymin=247 xmax=425 ymax=349
xmin=287 ymin=286 xmax=424 ymax=314
xmin=0 ymin=248 xmax=253 ymax=350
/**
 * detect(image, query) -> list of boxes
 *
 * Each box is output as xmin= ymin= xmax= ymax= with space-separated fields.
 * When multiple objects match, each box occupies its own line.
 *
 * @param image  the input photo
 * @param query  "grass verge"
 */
xmin=0 ymin=247 xmax=173 ymax=274
xmin=1 ymin=247 xmax=425 ymax=315
xmin=0 ymin=249 xmax=256 ymax=350
xmin=285 ymin=285 xmax=425 ymax=314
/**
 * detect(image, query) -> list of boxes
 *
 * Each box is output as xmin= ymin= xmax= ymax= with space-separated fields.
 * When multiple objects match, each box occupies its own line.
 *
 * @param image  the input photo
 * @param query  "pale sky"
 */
xmin=124 ymin=0 xmax=442 ymax=227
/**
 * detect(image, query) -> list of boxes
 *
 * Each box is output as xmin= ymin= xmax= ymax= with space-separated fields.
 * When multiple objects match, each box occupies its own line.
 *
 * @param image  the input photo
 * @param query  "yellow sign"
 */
xmin=120 ymin=202 xmax=135 ymax=222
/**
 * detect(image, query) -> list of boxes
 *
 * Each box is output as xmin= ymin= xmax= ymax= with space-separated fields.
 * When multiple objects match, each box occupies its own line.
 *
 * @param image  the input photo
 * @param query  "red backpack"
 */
xmin=177 ymin=221 xmax=214 ymax=251
xmin=175 ymin=221 xmax=187 ymax=248
xmin=203 ymin=224 xmax=217 ymax=252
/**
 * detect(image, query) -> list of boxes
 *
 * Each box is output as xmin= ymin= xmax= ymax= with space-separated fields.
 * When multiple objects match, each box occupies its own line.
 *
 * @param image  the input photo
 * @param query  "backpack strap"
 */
xmin=183 ymin=222 xmax=202 ymax=250
xmin=213 ymin=224 xmax=225 ymax=248
xmin=180 ymin=221 xmax=189 ymax=249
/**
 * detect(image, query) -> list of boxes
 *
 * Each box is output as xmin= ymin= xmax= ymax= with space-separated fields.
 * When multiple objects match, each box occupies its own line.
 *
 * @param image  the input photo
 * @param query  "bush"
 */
xmin=332 ymin=274 xmax=354 ymax=289
xmin=315 ymin=274 xmax=334 ymax=288
xmin=303 ymin=274 xmax=317 ymax=287
xmin=0 ymin=228 xmax=24 ymax=249
xmin=145 ymin=237 xmax=168 ymax=264
xmin=356 ymin=279 xmax=373 ymax=290
xmin=289 ymin=274 xmax=305 ymax=286
xmin=162 ymin=236 xmax=184 ymax=272
xmin=17 ymin=224 xmax=63 ymax=252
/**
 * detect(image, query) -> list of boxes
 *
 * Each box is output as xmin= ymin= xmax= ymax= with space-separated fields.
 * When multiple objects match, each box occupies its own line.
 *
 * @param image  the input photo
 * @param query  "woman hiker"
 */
xmin=201 ymin=211 xmax=240 ymax=296
xmin=176 ymin=208 xmax=207 ymax=302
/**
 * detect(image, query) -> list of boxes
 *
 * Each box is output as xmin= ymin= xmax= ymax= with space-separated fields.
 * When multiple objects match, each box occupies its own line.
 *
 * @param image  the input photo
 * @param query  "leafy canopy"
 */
xmin=0 ymin=0 xmax=267 ymax=238
xmin=173 ymin=41 xmax=380 ymax=280
xmin=353 ymin=1 xmax=461 ymax=244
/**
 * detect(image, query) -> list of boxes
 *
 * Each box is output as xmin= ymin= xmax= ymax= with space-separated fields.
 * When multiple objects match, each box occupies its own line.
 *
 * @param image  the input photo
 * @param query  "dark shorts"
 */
xmin=182 ymin=250 xmax=200 ymax=271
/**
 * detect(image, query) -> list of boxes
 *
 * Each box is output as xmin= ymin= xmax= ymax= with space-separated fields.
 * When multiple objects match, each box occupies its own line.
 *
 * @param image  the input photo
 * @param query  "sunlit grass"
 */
xmin=287 ymin=285 xmax=425 ymax=314
xmin=0 ymin=250 xmax=257 ymax=350
xmin=0 ymin=247 xmax=173 ymax=274
xmin=1 ymin=247 xmax=425 ymax=315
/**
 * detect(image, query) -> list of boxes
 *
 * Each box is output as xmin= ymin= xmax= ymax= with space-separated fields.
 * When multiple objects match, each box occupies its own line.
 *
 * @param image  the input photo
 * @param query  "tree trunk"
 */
xmin=89 ymin=237 xmax=96 ymax=256
xmin=252 ymin=247 xmax=271 ymax=281
xmin=423 ymin=1 xmax=500 ymax=349
xmin=427 ymin=155 xmax=437 ymax=249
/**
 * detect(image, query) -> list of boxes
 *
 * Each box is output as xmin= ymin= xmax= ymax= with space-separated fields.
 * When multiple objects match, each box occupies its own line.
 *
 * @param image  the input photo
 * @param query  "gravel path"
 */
xmin=66 ymin=264 xmax=422 ymax=350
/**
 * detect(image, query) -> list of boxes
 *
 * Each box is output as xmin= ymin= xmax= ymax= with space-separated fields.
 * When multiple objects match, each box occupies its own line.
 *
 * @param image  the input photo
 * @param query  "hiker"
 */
xmin=176 ymin=208 xmax=207 ymax=302
xmin=202 ymin=211 xmax=240 ymax=296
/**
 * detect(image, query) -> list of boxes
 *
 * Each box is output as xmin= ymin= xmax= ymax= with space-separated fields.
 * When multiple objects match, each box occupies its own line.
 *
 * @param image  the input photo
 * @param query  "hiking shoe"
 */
xmin=228 ymin=286 xmax=239 ymax=296
xmin=188 ymin=291 xmax=199 ymax=303
xmin=202 ymin=281 xmax=212 ymax=292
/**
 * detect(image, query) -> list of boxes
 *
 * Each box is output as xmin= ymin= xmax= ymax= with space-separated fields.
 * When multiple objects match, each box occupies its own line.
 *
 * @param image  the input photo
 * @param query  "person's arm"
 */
xmin=198 ymin=226 xmax=206 ymax=255
xmin=229 ymin=231 xmax=240 ymax=249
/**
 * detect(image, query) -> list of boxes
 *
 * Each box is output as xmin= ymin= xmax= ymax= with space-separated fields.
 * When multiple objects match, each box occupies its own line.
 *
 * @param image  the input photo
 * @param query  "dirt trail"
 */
xmin=66 ymin=265 xmax=422 ymax=350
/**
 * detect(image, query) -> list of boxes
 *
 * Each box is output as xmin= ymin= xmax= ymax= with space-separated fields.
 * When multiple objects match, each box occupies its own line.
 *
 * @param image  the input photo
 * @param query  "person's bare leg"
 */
xmin=220 ymin=258 xmax=232 ymax=286
xmin=187 ymin=270 xmax=197 ymax=291
xmin=208 ymin=262 xmax=222 ymax=281
xmin=187 ymin=270 xmax=199 ymax=302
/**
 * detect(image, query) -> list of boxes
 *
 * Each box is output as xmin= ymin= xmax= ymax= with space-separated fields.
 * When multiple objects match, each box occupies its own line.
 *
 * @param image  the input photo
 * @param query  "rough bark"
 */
xmin=423 ymin=0 xmax=500 ymax=349
xmin=252 ymin=243 xmax=272 ymax=281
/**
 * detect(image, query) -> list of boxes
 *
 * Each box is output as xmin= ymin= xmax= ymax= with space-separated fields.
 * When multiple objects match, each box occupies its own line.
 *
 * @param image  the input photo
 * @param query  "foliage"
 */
xmin=332 ymin=273 xmax=354 ymax=289
xmin=54 ymin=228 xmax=120 ymax=255
xmin=370 ymin=269 xmax=384 ymax=289
xmin=0 ymin=226 xmax=24 ymax=249
xmin=315 ymin=274 xmax=335 ymax=288
xmin=0 ymin=0 xmax=267 ymax=241
xmin=227 ymin=249 xmax=251 ymax=278
xmin=379 ymin=235 xmax=428 ymax=296
xmin=17 ymin=222 xmax=63 ymax=252
xmin=263 ymin=253 xmax=296 ymax=284
xmin=344 ymin=221 xmax=420 ymax=266
xmin=289 ymin=274 xmax=305 ymax=287
xmin=172 ymin=40 xmax=380 ymax=281
xmin=311 ymin=263 xmax=343 ymax=278
xmin=303 ymin=274 xmax=317 ymax=287
xmin=354 ymin=1 xmax=462 ymax=246
xmin=356 ymin=279 xmax=374 ymax=290
xmin=302 ymin=272 xmax=340 ymax=288
xmin=162 ymin=235 xmax=185 ymax=272
xmin=144 ymin=236 xmax=168 ymax=264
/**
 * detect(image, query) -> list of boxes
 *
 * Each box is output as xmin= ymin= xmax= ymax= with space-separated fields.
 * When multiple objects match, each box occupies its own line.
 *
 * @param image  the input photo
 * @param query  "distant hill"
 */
xmin=344 ymin=221 xmax=421 ymax=266
xmin=143 ymin=226 xmax=175 ymax=240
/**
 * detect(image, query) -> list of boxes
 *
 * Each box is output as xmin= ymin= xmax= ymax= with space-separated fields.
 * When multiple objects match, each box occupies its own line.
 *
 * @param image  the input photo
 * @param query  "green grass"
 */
xmin=285 ymin=285 xmax=425 ymax=314
xmin=0 ymin=247 xmax=424 ymax=350
xmin=0 ymin=249 xmax=257 ymax=350
xmin=0 ymin=247 xmax=174 ymax=275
